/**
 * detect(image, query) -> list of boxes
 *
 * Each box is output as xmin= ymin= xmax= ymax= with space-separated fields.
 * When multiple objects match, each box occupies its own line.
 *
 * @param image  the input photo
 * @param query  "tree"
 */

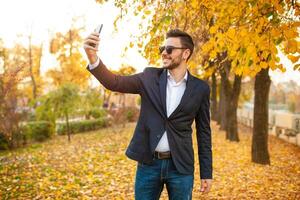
xmin=116 ymin=65 xmax=137 ymax=108
xmin=192 ymin=0 xmax=299 ymax=164
xmin=27 ymin=33 xmax=44 ymax=105
xmin=51 ymin=83 xmax=80 ymax=142
xmin=0 ymin=40 xmax=27 ymax=148
xmin=80 ymin=88 xmax=103 ymax=119
xmin=48 ymin=17 xmax=90 ymax=89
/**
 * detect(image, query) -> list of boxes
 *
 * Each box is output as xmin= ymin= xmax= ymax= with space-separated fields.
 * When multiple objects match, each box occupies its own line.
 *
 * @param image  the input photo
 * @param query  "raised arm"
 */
xmin=83 ymin=31 xmax=143 ymax=94
xmin=87 ymin=58 xmax=143 ymax=94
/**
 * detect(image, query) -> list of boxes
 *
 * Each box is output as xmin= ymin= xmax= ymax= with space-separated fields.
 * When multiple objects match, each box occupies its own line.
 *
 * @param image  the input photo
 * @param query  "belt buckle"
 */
xmin=157 ymin=152 xmax=163 ymax=159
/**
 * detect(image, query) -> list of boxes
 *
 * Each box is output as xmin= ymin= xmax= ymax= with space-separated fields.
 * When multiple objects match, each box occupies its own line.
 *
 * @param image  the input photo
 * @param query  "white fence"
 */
xmin=237 ymin=108 xmax=300 ymax=147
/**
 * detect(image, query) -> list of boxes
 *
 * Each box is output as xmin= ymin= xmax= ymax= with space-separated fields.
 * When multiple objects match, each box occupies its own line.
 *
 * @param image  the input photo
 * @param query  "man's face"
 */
xmin=161 ymin=37 xmax=188 ymax=70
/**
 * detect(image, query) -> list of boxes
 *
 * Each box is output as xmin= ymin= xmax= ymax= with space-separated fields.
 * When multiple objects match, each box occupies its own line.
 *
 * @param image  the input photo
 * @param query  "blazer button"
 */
xmin=156 ymin=134 xmax=161 ymax=138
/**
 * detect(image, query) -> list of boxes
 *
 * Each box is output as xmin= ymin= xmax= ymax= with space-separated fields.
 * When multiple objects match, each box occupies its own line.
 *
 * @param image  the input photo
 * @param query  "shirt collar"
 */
xmin=167 ymin=69 xmax=188 ymax=83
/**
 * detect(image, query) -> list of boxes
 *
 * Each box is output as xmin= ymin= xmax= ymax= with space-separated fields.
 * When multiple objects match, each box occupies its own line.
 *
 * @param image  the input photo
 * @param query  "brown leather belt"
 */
xmin=154 ymin=151 xmax=171 ymax=159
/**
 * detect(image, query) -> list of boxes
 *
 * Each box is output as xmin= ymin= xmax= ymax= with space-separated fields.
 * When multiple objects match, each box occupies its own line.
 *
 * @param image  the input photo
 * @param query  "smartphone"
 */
xmin=95 ymin=24 xmax=103 ymax=36
xmin=91 ymin=24 xmax=103 ymax=47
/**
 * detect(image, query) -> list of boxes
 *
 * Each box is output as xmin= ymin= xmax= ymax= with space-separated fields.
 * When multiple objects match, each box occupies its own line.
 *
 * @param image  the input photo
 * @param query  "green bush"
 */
xmin=126 ymin=107 xmax=140 ymax=122
xmin=22 ymin=121 xmax=54 ymax=142
xmin=0 ymin=133 xmax=9 ymax=150
xmin=126 ymin=109 xmax=134 ymax=122
xmin=57 ymin=118 xmax=108 ymax=135
xmin=89 ymin=108 xmax=107 ymax=119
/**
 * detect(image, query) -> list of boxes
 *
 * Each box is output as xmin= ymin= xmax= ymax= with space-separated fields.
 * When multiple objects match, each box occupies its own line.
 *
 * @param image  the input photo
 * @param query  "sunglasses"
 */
xmin=159 ymin=45 xmax=188 ymax=54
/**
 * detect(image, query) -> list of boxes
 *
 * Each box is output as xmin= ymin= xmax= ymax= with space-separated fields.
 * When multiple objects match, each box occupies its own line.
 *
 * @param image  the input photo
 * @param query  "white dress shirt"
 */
xmin=89 ymin=57 xmax=101 ymax=70
xmin=89 ymin=59 xmax=188 ymax=152
xmin=155 ymin=70 xmax=187 ymax=152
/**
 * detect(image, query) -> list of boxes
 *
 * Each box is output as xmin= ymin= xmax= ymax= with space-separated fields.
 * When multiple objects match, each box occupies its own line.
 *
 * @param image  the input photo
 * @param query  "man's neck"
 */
xmin=168 ymin=64 xmax=188 ymax=83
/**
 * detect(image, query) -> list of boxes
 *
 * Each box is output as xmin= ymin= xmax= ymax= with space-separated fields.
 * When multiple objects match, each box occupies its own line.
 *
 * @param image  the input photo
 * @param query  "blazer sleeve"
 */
xmin=195 ymin=85 xmax=213 ymax=179
xmin=86 ymin=59 xmax=143 ymax=94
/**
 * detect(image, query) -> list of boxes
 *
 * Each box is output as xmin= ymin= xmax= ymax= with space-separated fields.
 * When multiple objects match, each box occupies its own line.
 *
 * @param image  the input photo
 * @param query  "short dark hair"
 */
xmin=166 ymin=29 xmax=194 ymax=61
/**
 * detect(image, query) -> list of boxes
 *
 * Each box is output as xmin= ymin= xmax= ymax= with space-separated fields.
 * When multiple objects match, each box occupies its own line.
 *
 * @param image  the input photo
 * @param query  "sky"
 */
xmin=0 ymin=0 xmax=299 ymax=86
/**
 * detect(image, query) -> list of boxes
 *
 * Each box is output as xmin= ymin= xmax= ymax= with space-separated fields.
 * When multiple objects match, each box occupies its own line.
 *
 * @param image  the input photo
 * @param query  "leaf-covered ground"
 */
xmin=0 ymin=122 xmax=299 ymax=199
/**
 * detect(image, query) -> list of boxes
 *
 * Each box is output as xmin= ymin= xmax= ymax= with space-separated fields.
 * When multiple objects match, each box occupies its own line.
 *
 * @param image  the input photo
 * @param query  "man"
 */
xmin=83 ymin=29 xmax=213 ymax=199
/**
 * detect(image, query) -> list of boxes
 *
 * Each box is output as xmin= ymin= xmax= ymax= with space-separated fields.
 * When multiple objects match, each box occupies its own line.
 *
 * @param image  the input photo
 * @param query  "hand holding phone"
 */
xmin=83 ymin=24 xmax=103 ymax=64
xmin=90 ymin=24 xmax=103 ymax=47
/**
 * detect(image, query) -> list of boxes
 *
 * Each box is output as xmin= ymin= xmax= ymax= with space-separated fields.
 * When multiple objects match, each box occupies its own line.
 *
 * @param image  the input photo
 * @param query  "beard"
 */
xmin=162 ymin=53 xmax=184 ymax=70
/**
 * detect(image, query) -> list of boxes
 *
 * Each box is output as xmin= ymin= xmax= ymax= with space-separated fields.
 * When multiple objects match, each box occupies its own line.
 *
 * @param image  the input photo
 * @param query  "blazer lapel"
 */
xmin=159 ymin=69 xmax=168 ymax=116
xmin=168 ymin=70 xmax=197 ymax=119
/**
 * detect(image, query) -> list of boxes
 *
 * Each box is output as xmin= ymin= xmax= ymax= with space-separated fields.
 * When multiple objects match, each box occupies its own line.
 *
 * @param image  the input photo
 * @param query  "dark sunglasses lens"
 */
xmin=159 ymin=46 xmax=174 ymax=54
xmin=165 ymin=46 xmax=173 ymax=54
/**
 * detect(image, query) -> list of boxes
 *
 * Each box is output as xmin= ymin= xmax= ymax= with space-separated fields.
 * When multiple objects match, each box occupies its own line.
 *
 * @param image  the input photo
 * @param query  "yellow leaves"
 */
xmin=226 ymin=28 xmax=236 ymax=40
xmin=129 ymin=42 xmax=134 ymax=48
xmin=137 ymin=42 xmax=143 ymax=48
xmin=259 ymin=61 xmax=268 ymax=69
xmin=49 ymin=38 xmax=59 ymax=54
xmin=281 ymin=67 xmax=286 ymax=72
xmin=258 ymin=17 xmax=267 ymax=27
xmin=284 ymin=29 xmax=298 ymax=39
xmin=240 ymin=29 xmax=248 ymax=37
xmin=294 ymin=64 xmax=300 ymax=71
xmin=287 ymin=55 xmax=300 ymax=63
xmin=137 ymin=5 xmax=143 ymax=12
xmin=249 ymin=70 xmax=257 ymax=78
xmin=209 ymin=25 xmax=218 ymax=34
xmin=270 ymin=45 xmax=278 ymax=55
xmin=191 ymin=0 xmax=199 ymax=9
xmin=144 ymin=9 xmax=151 ymax=15
xmin=1 ymin=123 xmax=300 ymax=198
xmin=247 ymin=46 xmax=256 ymax=55
xmin=254 ymin=64 xmax=262 ymax=73
xmin=271 ymin=29 xmax=281 ymax=37
xmin=261 ymin=51 xmax=270 ymax=60
xmin=201 ymin=42 xmax=213 ymax=54
xmin=273 ymin=0 xmax=284 ymax=14
xmin=285 ymin=40 xmax=298 ymax=54
xmin=210 ymin=50 xmax=217 ymax=58
xmin=228 ymin=49 xmax=237 ymax=58
xmin=295 ymin=8 xmax=300 ymax=16
xmin=269 ymin=60 xmax=276 ymax=70
xmin=233 ymin=65 xmax=243 ymax=76
xmin=277 ymin=64 xmax=286 ymax=72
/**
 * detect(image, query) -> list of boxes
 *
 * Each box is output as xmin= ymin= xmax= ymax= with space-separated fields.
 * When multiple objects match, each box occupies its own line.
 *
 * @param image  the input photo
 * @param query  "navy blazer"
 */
xmin=87 ymin=60 xmax=212 ymax=179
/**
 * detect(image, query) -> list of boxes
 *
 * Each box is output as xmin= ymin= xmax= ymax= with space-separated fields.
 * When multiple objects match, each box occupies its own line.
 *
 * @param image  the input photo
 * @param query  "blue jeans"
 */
xmin=134 ymin=158 xmax=194 ymax=200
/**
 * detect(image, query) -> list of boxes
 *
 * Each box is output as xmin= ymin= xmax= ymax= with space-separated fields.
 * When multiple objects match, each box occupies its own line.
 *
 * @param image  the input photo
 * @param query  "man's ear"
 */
xmin=184 ymin=49 xmax=191 ymax=61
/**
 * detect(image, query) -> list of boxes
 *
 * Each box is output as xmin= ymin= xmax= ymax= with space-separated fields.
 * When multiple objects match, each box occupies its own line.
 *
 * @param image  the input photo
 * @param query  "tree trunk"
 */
xmin=219 ymin=69 xmax=228 ymax=131
xmin=28 ymin=35 xmax=37 ymax=103
xmin=219 ymin=61 xmax=242 ymax=142
xmin=211 ymin=72 xmax=218 ymax=121
xmin=65 ymin=112 xmax=71 ymax=142
xmin=216 ymin=80 xmax=222 ymax=125
xmin=103 ymin=88 xmax=107 ymax=104
xmin=252 ymin=68 xmax=271 ymax=164
xmin=227 ymin=75 xmax=242 ymax=142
